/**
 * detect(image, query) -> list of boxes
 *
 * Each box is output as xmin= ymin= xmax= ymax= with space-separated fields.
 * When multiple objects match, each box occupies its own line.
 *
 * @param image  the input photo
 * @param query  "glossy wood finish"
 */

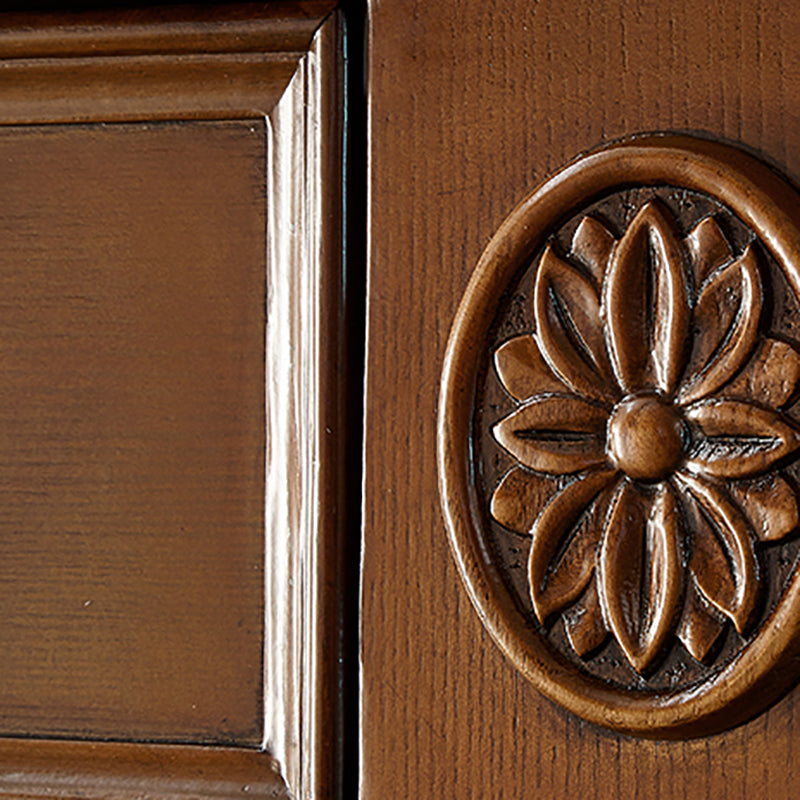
xmin=265 ymin=14 xmax=348 ymax=800
xmin=0 ymin=4 xmax=345 ymax=799
xmin=0 ymin=740 xmax=289 ymax=800
xmin=363 ymin=0 xmax=800 ymax=796
xmin=0 ymin=120 xmax=265 ymax=744
xmin=0 ymin=3 xmax=332 ymax=57
xmin=439 ymin=138 xmax=800 ymax=737
xmin=0 ymin=2 xmax=336 ymax=124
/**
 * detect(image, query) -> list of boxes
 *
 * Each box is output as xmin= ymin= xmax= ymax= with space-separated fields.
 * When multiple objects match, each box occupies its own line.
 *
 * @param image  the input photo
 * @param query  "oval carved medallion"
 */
xmin=438 ymin=136 xmax=800 ymax=737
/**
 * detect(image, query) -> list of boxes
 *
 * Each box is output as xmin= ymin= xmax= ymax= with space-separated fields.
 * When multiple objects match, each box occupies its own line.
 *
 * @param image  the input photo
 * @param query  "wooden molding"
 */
xmin=0 ymin=2 xmax=337 ymax=124
xmin=0 ymin=3 xmax=335 ymax=58
xmin=265 ymin=12 xmax=346 ymax=800
xmin=0 ymin=740 xmax=288 ymax=800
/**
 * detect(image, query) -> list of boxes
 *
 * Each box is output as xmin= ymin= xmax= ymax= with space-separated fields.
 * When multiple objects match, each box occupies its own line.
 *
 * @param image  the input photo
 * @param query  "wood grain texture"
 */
xmin=363 ymin=0 xmax=800 ymax=796
xmin=440 ymin=159 xmax=800 ymax=735
xmin=0 ymin=5 xmax=347 ymax=799
xmin=0 ymin=2 xmax=335 ymax=57
xmin=0 ymin=120 xmax=266 ymax=744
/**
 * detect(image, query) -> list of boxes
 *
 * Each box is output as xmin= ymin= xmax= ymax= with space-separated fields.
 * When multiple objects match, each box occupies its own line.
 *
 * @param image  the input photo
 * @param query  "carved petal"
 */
xmin=730 ymin=475 xmax=799 ymax=542
xmin=725 ymin=338 xmax=800 ymax=409
xmin=679 ymin=244 xmax=762 ymax=404
xmin=534 ymin=245 xmax=616 ymax=403
xmin=493 ymin=335 xmax=566 ymax=400
xmin=492 ymin=395 xmax=609 ymax=475
xmin=684 ymin=399 xmax=800 ymax=479
xmin=490 ymin=467 xmax=557 ymax=535
xmin=603 ymin=200 xmax=690 ymax=395
xmin=597 ymin=481 xmax=683 ymax=673
xmin=686 ymin=216 xmax=733 ymax=286
xmin=529 ymin=470 xmax=618 ymax=622
xmin=677 ymin=578 xmax=726 ymax=663
xmin=570 ymin=216 xmax=616 ymax=287
xmin=678 ymin=473 xmax=758 ymax=633
xmin=564 ymin=579 xmax=608 ymax=657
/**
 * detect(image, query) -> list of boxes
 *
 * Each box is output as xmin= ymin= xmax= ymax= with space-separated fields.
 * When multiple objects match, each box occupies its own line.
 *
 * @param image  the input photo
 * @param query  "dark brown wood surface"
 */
xmin=0 ymin=2 xmax=333 ymax=57
xmin=0 ymin=3 xmax=346 ymax=799
xmin=363 ymin=0 xmax=800 ymax=797
xmin=0 ymin=120 xmax=265 ymax=744
xmin=263 ymin=14 xmax=349 ymax=798
xmin=0 ymin=2 xmax=337 ymax=125
xmin=0 ymin=739 xmax=289 ymax=800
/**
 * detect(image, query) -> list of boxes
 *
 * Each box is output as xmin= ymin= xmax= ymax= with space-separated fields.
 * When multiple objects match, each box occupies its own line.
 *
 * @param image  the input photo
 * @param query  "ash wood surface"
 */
xmin=0 ymin=120 xmax=265 ymax=744
xmin=363 ymin=0 xmax=800 ymax=797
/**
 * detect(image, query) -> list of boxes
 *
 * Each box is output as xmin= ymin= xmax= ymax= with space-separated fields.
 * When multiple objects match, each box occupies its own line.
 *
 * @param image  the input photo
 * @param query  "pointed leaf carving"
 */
xmin=482 ymin=195 xmax=800 ymax=682
xmin=492 ymin=394 xmax=609 ymax=475
xmin=687 ymin=500 xmax=737 ymax=627
xmin=725 ymin=338 xmax=800 ymax=409
xmin=603 ymin=200 xmax=690 ymax=395
xmin=534 ymin=245 xmax=616 ymax=403
xmin=493 ymin=335 xmax=567 ymax=400
xmin=679 ymin=244 xmax=762 ymax=404
xmin=570 ymin=216 xmax=616 ymax=287
xmin=730 ymin=474 xmax=799 ymax=542
xmin=490 ymin=467 xmax=557 ymax=535
xmin=597 ymin=481 xmax=682 ymax=673
xmin=678 ymin=473 xmax=758 ymax=633
xmin=685 ymin=399 xmax=800 ymax=478
xmin=686 ymin=216 xmax=734 ymax=286
xmin=677 ymin=578 xmax=726 ymax=663
xmin=529 ymin=470 xmax=618 ymax=622
xmin=564 ymin=579 xmax=608 ymax=657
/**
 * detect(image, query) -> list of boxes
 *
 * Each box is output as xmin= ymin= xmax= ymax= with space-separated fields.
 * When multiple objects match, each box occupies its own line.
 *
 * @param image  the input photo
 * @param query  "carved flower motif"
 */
xmin=491 ymin=199 xmax=800 ymax=674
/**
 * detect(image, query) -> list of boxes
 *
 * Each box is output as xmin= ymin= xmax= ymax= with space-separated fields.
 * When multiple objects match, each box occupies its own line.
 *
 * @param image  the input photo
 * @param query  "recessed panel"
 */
xmin=0 ymin=121 xmax=265 ymax=744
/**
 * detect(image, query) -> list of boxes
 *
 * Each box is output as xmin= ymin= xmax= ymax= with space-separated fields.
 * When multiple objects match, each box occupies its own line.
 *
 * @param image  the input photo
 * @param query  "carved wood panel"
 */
xmin=483 ymin=186 xmax=800 ymax=685
xmin=441 ymin=136 xmax=800 ymax=737
xmin=362 ymin=1 xmax=800 ymax=796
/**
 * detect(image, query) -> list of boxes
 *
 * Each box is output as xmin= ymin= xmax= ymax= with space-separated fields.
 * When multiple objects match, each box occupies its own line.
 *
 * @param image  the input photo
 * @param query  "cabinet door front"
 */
xmin=363 ymin=2 xmax=800 ymax=797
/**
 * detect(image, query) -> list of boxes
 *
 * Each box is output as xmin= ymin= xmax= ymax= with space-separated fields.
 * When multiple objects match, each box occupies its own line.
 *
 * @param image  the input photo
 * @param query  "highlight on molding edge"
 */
xmin=437 ymin=134 xmax=800 ymax=738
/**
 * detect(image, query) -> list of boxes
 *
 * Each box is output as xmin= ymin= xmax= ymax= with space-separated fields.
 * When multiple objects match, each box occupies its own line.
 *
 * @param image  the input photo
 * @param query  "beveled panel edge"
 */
xmin=0 ymin=2 xmax=337 ymax=124
xmin=265 ymin=13 xmax=347 ymax=800
xmin=0 ymin=739 xmax=289 ymax=800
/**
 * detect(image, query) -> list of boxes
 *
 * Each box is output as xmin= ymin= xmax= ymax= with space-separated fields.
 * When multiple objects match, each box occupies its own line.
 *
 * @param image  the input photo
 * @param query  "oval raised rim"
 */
xmin=437 ymin=134 xmax=800 ymax=738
